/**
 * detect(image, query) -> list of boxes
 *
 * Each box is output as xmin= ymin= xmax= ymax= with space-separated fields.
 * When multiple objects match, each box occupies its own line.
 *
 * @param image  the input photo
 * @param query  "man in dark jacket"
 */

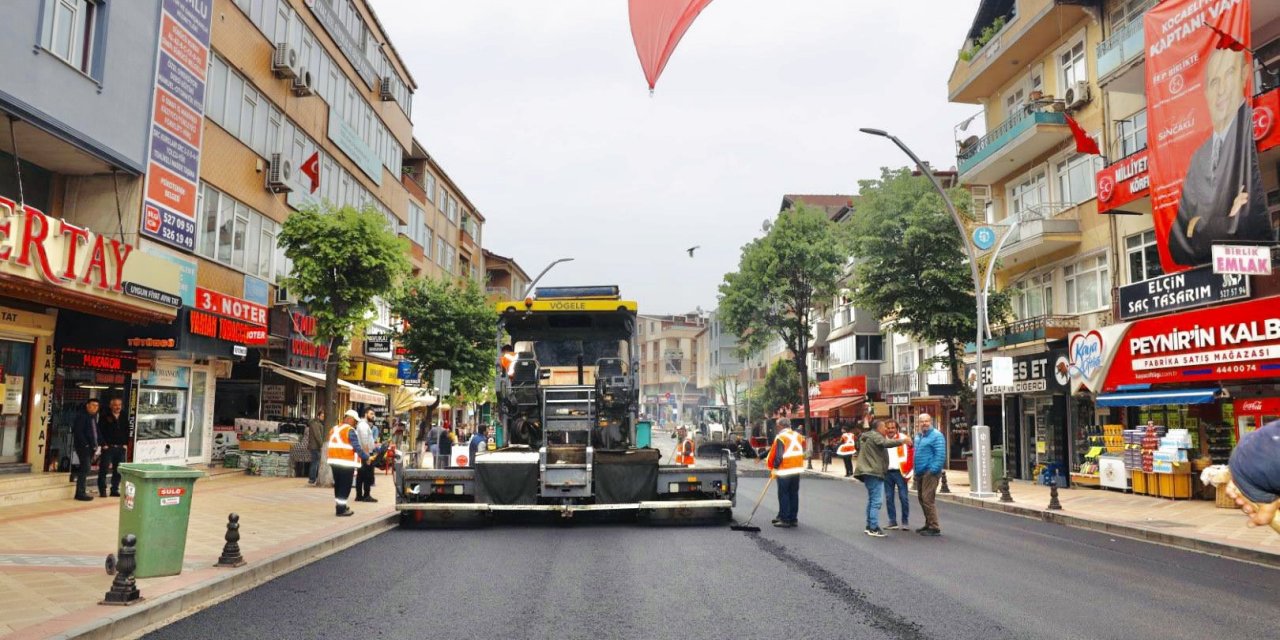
xmin=96 ymin=397 xmax=129 ymax=497
xmin=853 ymin=418 xmax=911 ymax=537
xmin=306 ymin=409 xmax=326 ymax=484
xmin=71 ymin=399 xmax=100 ymax=502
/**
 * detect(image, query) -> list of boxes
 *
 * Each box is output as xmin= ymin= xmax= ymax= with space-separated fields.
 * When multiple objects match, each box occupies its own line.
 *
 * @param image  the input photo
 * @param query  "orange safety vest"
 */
xmin=888 ymin=442 xmax=914 ymax=479
xmin=326 ymin=424 xmax=360 ymax=468
xmin=836 ymin=432 xmax=858 ymax=456
xmin=767 ymin=429 xmax=806 ymax=476
xmin=674 ymin=437 xmax=695 ymax=465
xmin=500 ymin=352 xmax=516 ymax=376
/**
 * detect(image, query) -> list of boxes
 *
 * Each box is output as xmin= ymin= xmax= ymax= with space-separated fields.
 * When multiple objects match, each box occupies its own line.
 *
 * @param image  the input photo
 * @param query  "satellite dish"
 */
xmin=762 ymin=219 xmax=773 ymax=233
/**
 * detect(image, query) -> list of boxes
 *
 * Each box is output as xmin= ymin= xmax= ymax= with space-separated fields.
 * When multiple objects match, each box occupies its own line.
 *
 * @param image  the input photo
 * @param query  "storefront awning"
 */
xmin=1095 ymin=388 xmax=1219 ymax=407
xmin=791 ymin=396 xmax=865 ymax=418
xmin=260 ymin=360 xmax=387 ymax=406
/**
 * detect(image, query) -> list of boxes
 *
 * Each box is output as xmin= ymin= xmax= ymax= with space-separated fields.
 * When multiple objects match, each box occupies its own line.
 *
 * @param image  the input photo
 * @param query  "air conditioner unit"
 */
xmin=1065 ymin=80 xmax=1091 ymax=110
xmin=379 ymin=77 xmax=395 ymax=101
xmin=267 ymin=153 xmax=294 ymax=193
xmin=292 ymin=68 xmax=314 ymax=97
xmin=272 ymin=43 xmax=298 ymax=79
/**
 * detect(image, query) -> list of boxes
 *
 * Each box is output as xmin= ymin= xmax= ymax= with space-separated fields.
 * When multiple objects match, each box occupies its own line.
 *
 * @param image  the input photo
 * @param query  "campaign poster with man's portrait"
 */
xmin=1145 ymin=0 xmax=1273 ymax=273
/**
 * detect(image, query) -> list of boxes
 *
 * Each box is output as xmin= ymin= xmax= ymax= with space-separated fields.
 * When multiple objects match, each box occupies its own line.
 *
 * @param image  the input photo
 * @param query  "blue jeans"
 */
xmin=776 ymin=475 xmax=800 ymax=523
xmin=308 ymin=450 xmax=322 ymax=483
xmin=864 ymin=476 xmax=885 ymax=530
xmin=885 ymin=470 xmax=909 ymax=526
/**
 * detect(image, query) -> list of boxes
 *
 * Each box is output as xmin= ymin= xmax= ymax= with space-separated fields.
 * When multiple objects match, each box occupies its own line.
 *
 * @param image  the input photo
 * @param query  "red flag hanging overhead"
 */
xmin=1064 ymin=114 xmax=1100 ymax=156
xmin=300 ymin=151 xmax=320 ymax=194
xmin=628 ymin=0 xmax=715 ymax=91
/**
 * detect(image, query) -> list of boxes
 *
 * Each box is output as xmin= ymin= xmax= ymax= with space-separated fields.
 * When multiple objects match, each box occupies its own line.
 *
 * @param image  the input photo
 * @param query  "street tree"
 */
xmin=392 ymin=276 xmax=497 ymax=437
xmin=279 ymin=203 xmax=410 ymax=485
xmin=759 ymin=358 xmax=803 ymax=416
xmin=847 ymin=167 xmax=1009 ymax=410
xmin=719 ymin=204 xmax=845 ymax=461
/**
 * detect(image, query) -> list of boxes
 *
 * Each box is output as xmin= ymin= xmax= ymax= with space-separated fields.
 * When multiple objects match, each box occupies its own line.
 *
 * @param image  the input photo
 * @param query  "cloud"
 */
xmin=375 ymin=0 xmax=982 ymax=313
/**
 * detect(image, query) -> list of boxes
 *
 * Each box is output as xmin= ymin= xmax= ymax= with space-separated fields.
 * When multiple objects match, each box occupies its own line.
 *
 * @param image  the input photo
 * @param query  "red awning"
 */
xmin=794 ymin=396 xmax=864 ymax=418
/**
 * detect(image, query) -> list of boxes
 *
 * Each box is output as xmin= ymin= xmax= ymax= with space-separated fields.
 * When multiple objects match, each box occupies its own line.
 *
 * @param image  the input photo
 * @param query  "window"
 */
xmin=1055 ymin=152 xmax=1102 ymax=206
xmin=42 ymin=0 xmax=98 ymax=74
xmin=1116 ymin=109 xmax=1147 ymax=158
xmin=1109 ymin=0 xmax=1151 ymax=29
xmin=438 ymin=186 xmax=447 ymax=210
xmin=1065 ymin=254 xmax=1109 ymax=314
xmin=1010 ymin=273 xmax=1053 ymax=320
xmin=1059 ymin=39 xmax=1087 ymax=91
xmin=407 ymin=202 xmax=428 ymax=248
xmin=224 ymin=73 xmax=244 ymax=138
xmin=424 ymin=173 xmax=437 ymax=203
xmin=197 ymin=183 xmax=284 ymax=279
xmin=855 ymin=335 xmax=884 ymax=361
xmin=435 ymin=237 xmax=446 ymax=267
xmin=1008 ymin=170 xmax=1047 ymax=219
xmin=423 ymin=226 xmax=433 ymax=258
xmin=447 ymin=197 xmax=458 ymax=223
xmin=1125 ymin=230 xmax=1161 ymax=284
xmin=895 ymin=345 xmax=914 ymax=373
xmin=207 ymin=58 xmax=228 ymax=123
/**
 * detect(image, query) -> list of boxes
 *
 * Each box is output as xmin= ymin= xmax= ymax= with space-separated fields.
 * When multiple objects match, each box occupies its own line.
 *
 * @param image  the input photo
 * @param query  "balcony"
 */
xmin=958 ymin=109 xmax=1069 ymax=184
xmin=401 ymin=173 xmax=427 ymax=203
xmin=968 ymin=314 xmax=1080 ymax=352
xmin=981 ymin=201 xmax=1083 ymax=263
xmin=486 ymin=286 xmax=512 ymax=299
xmin=1096 ymin=10 xmax=1151 ymax=93
xmin=879 ymin=370 xmax=954 ymax=396
xmin=948 ymin=0 xmax=1092 ymax=104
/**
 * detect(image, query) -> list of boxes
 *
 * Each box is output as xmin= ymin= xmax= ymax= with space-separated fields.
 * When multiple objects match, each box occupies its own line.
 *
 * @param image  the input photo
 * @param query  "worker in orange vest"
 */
xmin=674 ymin=426 xmax=695 ymax=466
xmin=327 ymin=410 xmax=367 ymax=517
xmin=884 ymin=420 xmax=914 ymax=531
xmin=766 ymin=417 xmax=806 ymax=528
xmin=499 ymin=344 xmax=517 ymax=378
xmin=836 ymin=424 xmax=858 ymax=477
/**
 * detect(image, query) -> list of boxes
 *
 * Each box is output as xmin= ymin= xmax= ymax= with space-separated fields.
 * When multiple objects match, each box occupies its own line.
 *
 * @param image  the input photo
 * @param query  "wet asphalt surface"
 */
xmin=145 ymin=471 xmax=1278 ymax=640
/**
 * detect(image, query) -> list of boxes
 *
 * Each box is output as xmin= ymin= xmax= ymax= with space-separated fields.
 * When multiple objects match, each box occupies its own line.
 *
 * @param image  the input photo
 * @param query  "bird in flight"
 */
xmin=686 ymin=245 xmax=700 ymax=257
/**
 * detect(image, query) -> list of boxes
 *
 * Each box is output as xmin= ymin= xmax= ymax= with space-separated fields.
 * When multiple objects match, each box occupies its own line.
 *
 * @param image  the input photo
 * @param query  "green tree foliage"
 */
xmin=847 ymin=167 xmax=1009 ymax=403
xmin=760 ymin=359 xmax=803 ymax=415
xmin=719 ymin=204 xmax=845 ymax=457
xmin=392 ymin=276 xmax=497 ymax=405
xmin=279 ymin=203 xmax=409 ymax=484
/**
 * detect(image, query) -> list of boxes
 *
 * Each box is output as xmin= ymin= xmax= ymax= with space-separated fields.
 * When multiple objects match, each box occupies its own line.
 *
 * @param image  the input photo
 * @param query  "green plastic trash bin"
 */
xmin=117 ymin=464 xmax=205 ymax=578
xmin=636 ymin=421 xmax=652 ymax=448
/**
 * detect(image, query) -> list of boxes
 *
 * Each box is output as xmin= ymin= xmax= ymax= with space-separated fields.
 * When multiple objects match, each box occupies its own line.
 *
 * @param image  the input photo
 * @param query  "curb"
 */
xmin=798 ymin=470 xmax=1279 ymax=569
xmin=55 ymin=513 xmax=398 ymax=639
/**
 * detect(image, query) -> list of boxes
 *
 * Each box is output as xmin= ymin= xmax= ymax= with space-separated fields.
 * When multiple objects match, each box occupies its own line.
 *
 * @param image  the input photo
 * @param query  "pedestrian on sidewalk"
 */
xmin=327 ymin=410 xmax=365 ymax=517
xmin=836 ymin=424 xmax=858 ymax=477
xmin=766 ymin=417 xmax=806 ymax=528
xmin=438 ymin=425 xmax=456 ymax=468
xmin=913 ymin=413 xmax=946 ymax=536
xmin=884 ymin=420 xmax=914 ymax=531
xmin=305 ymin=409 xmax=326 ymax=484
xmin=1226 ymin=418 xmax=1280 ymax=533
xmin=854 ymin=418 xmax=912 ymax=537
xmin=71 ymin=399 xmax=100 ymax=502
xmin=468 ymin=424 xmax=490 ymax=467
xmin=426 ymin=421 xmax=444 ymax=468
xmin=354 ymin=409 xmax=379 ymax=502
xmin=97 ymin=397 xmax=128 ymax=498
xmin=821 ymin=439 xmax=834 ymax=472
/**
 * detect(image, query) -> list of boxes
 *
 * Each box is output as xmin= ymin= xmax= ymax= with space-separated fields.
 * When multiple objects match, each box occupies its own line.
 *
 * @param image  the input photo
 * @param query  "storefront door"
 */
xmin=1021 ymin=409 xmax=1036 ymax=480
xmin=0 ymin=339 xmax=33 ymax=464
xmin=187 ymin=369 xmax=211 ymax=464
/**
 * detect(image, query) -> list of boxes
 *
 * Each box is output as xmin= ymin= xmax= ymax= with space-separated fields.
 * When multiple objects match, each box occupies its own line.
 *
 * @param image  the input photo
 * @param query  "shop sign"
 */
xmin=189 ymin=309 xmax=268 ymax=345
xmin=232 ymin=345 xmax=247 ymax=357
xmin=242 ymin=275 xmax=270 ymax=306
xmin=141 ymin=243 xmax=197 ymax=306
xmin=195 ymin=287 xmax=267 ymax=326
xmin=364 ymin=333 xmax=392 ymax=355
xmin=280 ymin=309 xmax=327 ymax=372
xmin=1255 ymin=88 xmax=1280 ymax=152
xmin=1088 ymin=296 xmax=1280 ymax=392
xmin=343 ymin=362 xmax=401 ymax=387
xmin=140 ymin=364 xmax=189 ymax=388
xmin=973 ymin=349 xmax=1070 ymax=395
xmin=886 ymin=393 xmax=912 ymax=406
xmin=304 ymin=0 xmax=379 ymax=90
xmin=139 ymin=0 xmax=213 ymax=252
xmin=1144 ymin=0 xmax=1271 ymax=273
xmin=1117 ymin=265 xmax=1250 ymax=320
xmin=0 ymin=199 xmax=180 ymax=317
xmin=61 ymin=348 xmax=138 ymax=374
xmin=815 ymin=375 xmax=866 ymax=398
xmin=1211 ymin=244 xmax=1272 ymax=276
xmin=262 ymin=384 xmax=286 ymax=403
xmin=397 ymin=360 xmax=417 ymax=380
xmin=327 ymin=106 xmax=383 ymax=185
xmin=123 ymin=282 xmax=182 ymax=307
xmin=1095 ymin=149 xmax=1149 ymax=214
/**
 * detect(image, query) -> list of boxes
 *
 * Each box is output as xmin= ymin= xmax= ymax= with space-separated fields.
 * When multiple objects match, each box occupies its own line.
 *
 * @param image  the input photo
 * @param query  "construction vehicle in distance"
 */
xmin=394 ymin=286 xmax=737 ymax=525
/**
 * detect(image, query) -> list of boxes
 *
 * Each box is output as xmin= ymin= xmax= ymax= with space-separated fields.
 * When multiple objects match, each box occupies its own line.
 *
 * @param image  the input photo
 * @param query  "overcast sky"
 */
xmin=375 ymin=0 xmax=983 ymax=314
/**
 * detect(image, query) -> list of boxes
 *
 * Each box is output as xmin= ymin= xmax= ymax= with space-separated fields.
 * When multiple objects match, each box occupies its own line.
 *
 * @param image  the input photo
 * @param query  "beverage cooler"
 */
xmin=1232 ymin=398 xmax=1280 ymax=442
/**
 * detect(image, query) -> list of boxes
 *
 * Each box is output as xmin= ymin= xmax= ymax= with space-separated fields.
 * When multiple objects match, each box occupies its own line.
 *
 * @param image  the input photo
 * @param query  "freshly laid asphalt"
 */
xmin=145 ymin=473 xmax=1278 ymax=640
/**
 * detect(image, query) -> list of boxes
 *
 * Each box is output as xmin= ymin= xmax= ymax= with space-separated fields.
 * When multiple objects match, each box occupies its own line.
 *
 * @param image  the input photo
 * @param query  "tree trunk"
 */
xmin=795 ymin=356 xmax=815 ymax=469
xmin=315 ymin=336 xmax=343 ymax=488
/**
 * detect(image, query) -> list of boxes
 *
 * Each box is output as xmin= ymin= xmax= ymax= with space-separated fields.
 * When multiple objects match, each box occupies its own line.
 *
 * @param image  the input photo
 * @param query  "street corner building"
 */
xmin=944 ymin=0 xmax=1280 ymax=497
xmin=0 ymin=0 xmax=488 ymax=490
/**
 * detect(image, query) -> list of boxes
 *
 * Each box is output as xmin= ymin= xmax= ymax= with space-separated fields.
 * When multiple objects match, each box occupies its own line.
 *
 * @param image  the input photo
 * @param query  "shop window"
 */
xmin=1065 ymin=254 xmax=1109 ymax=314
xmin=0 ymin=340 xmax=34 ymax=463
xmin=41 ymin=0 xmax=100 ymax=76
xmin=1125 ymin=230 xmax=1161 ymax=284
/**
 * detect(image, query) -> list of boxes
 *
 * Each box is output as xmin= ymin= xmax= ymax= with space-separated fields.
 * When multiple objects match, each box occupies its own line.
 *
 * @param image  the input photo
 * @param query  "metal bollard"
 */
xmin=939 ymin=471 xmax=951 ymax=494
xmin=101 ymin=534 xmax=142 ymax=606
xmin=1047 ymin=483 xmax=1063 ymax=510
xmin=215 ymin=513 xmax=247 ymax=567
xmin=999 ymin=476 xmax=1014 ymax=503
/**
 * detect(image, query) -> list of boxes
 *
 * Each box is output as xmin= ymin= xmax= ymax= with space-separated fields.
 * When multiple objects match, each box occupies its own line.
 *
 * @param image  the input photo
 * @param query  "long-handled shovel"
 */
xmin=730 ymin=475 xmax=774 ymax=532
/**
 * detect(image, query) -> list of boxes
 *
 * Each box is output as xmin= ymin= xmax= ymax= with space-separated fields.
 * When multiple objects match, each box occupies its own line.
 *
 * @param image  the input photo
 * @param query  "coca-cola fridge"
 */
xmin=1233 ymin=398 xmax=1280 ymax=442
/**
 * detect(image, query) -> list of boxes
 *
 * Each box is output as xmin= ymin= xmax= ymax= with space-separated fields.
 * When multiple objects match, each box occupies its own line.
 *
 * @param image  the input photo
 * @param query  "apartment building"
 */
xmin=482 ymin=250 xmax=530 ymax=303
xmin=694 ymin=310 xmax=742 ymax=418
xmin=637 ymin=313 xmax=707 ymax=423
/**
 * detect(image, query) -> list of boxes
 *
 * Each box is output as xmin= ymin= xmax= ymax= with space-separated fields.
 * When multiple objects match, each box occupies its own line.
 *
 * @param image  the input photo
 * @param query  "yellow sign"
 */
xmin=342 ymin=361 xmax=402 ymax=387
xmin=1035 ymin=441 xmax=1047 ymax=454
xmin=496 ymin=299 xmax=638 ymax=313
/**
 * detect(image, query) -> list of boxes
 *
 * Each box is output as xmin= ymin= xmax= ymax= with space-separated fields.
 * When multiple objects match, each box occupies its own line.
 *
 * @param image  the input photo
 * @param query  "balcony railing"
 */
xmin=879 ymin=370 xmax=953 ymax=395
xmin=967 ymin=314 xmax=1080 ymax=352
xmin=486 ymin=286 xmax=511 ymax=299
xmin=1097 ymin=4 xmax=1154 ymax=81
xmin=957 ymin=109 xmax=1066 ymax=175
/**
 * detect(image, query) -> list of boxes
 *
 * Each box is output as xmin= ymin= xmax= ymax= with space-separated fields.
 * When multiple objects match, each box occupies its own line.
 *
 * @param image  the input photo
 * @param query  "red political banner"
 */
xmin=1255 ymin=87 xmax=1280 ymax=152
xmin=816 ymin=375 xmax=866 ymax=398
xmin=1145 ymin=0 xmax=1273 ymax=273
xmin=1096 ymin=149 xmax=1150 ymax=213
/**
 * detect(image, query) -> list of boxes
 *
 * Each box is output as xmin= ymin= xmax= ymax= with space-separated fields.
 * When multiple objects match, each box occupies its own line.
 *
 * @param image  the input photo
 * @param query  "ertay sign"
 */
xmin=1096 ymin=150 xmax=1149 ymax=214
xmin=0 ymin=197 xmax=179 ymax=318
xmin=1073 ymin=296 xmax=1280 ymax=393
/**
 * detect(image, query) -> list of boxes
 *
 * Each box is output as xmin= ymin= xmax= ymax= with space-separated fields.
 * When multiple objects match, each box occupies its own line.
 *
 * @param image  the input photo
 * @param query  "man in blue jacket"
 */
xmin=913 ymin=413 xmax=946 ymax=536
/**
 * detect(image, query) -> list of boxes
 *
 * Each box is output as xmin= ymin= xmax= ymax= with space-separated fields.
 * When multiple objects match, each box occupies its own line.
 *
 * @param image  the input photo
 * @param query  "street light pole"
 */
xmin=522 ymin=257 xmax=575 ymax=298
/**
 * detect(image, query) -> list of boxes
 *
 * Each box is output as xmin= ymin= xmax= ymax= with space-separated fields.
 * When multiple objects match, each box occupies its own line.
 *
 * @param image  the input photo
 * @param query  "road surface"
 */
xmin=145 ymin=474 xmax=1276 ymax=640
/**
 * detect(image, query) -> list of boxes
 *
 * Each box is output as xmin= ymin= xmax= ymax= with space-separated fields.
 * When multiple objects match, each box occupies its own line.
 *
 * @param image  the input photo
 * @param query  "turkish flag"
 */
xmin=1064 ymin=114 xmax=1101 ymax=156
xmin=628 ymin=0 xmax=715 ymax=91
xmin=300 ymin=151 xmax=320 ymax=194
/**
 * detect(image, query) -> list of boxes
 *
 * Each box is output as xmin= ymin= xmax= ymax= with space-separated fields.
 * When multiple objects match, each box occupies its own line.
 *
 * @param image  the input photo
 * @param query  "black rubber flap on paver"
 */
xmin=475 ymin=461 xmax=539 ymax=505
xmin=594 ymin=449 xmax=659 ymax=503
